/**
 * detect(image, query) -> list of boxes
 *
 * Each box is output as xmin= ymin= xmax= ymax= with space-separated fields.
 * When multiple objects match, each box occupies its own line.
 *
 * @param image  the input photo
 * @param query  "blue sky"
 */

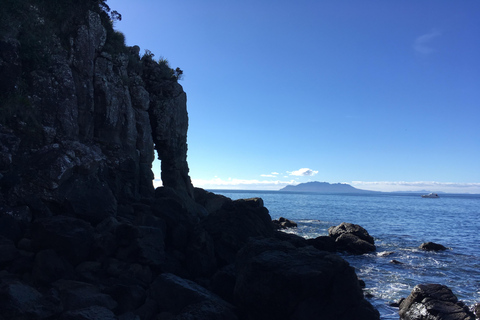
xmin=110 ymin=0 xmax=480 ymax=193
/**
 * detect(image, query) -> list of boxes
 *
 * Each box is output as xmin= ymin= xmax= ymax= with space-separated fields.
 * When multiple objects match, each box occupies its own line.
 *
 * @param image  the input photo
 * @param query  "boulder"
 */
xmin=31 ymin=216 xmax=94 ymax=265
xmin=148 ymin=273 xmax=237 ymax=319
xmin=419 ymin=242 xmax=447 ymax=251
xmin=32 ymin=249 xmax=74 ymax=285
xmin=52 ymin=280 xmax=117 ymax=312
xmin=0 ymin=279 xmax=61 ymax=319
xmin=201 ymin=198 xmax=274 ymax=266
xmin=329 ymin=222 xmax=376 ymax=254
xmin=104 ymin=284 xmax=146 ymax=314
xmin=194 ymin=188 xmax=231 ymax=214
xmin=59 ymin=306 xmax=117 ymax=320
xmin=399 ymin=284 xmax=474 ymax=320
xmin=234 ymin=237 xmax=380 ymax=320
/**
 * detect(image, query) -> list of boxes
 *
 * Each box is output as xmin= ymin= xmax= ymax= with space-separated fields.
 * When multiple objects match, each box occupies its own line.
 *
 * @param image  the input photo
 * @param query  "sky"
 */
xmin=110 ymin=0 xmax=480 ymax=193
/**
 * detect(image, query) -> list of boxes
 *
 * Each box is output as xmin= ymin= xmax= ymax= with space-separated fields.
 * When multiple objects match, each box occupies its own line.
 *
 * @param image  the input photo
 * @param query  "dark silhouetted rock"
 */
xmin=306 ymin=235 xmax=337 ymax=252
xmin=105 ymin=284 xmax=146 ymax=314
xmin=0 ymin=279 xmax=61 ymax=319
xmin=59 ymin=306 xmax=117 ymax=320
xmin=31 ymin=216 xmax=94 ymax=265
xmin=0 ymin=205 xmax=30 ymax=242
xmin=329 ymin=222 xmax=376 ymax=254
xmin=194 ymin=188 xmax=231 ymax=214
xmin=399 ymin=284 xmax=474 ymax=320
xmin=32 ymin=249 xmax=74 ymax=285
xmin=148 ymin=273 xmax=237 ymax=319
xmin=275 ymin=231 xmax=309 ymax=248
xmin=53 ymin=280 xmax=117 ymax=311
xmin=209 ymin=264 xmax=237 ymax=304
xmin=202 ymin=198 xmax=274 ymax=266
xmin=272 ymin=217 xmax=298 ymax=229
xmin=419 ymin=242 xmax=447 ymax=251
xmin=234 ymin=237 xmax=380 ymax=320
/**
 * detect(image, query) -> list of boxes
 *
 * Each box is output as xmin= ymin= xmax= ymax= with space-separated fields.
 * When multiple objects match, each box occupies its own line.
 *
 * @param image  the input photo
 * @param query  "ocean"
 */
xmin=212 ymin=190 xmax=480 ymax=319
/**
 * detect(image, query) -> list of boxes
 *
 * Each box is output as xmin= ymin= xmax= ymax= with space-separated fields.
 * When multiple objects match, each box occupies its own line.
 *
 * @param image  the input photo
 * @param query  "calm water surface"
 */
xmin=213 ymin=190 xmax=480 ymax=319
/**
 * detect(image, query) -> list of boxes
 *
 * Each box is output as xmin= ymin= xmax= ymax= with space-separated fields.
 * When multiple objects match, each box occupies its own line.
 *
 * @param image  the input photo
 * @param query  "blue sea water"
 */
xmin=212 ymin=190 xmax=480 ymax=319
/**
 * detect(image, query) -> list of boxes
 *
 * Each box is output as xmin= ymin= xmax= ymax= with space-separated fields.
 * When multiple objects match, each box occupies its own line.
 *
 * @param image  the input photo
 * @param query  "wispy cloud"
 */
xmin=260 ymin=172 xmax=280 ymax=178
xmin=414 ymin=29 xmax=441 ymax=55
xmin=351 ymin=181 xmax=480 ymax=194
xmin=288 ymin=168 xmax=319 ymax=176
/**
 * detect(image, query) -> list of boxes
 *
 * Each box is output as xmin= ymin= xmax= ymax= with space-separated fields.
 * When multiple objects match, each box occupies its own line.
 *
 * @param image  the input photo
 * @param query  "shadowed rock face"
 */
xmin=0 ymin=6 xmax=194 ymax=216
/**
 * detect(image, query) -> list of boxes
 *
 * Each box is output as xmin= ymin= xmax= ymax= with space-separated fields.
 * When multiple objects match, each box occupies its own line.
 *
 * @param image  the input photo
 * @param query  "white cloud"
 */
xmin=351 ymin=181 xmax=480 ymax=194
xmin=414 ymin=29 xmax=441 ymax=55
xmin=260 ymin=174 xmax=277 ymax=178
xmin=191 ymin=177 xmax=298 ymax=190
xmin=288 ymin=168 xmax=319 ymax=176
xmin=271 ymin=172 xmax=279 ymax=175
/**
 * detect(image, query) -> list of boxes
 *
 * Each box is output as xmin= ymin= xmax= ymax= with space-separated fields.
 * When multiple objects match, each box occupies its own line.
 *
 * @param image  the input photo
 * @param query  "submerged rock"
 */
xmin=399 ymin=284 xmax=474 ymax=320
xmin=419 ymin=242 xmax=447 ymax=251
xmin=272 ymin=217 xmax=298 ymax=229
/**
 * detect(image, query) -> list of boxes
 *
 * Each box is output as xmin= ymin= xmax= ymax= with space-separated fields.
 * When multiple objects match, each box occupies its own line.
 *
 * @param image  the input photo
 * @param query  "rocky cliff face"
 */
xmin=0 ymin=2 xmax=194 ymax=217
xmin=0 ymin=2 xmax=380 ymax=319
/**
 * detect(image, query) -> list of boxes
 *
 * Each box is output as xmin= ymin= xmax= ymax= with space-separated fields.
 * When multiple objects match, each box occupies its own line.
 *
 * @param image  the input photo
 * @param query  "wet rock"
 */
xmin=378 ymin=251 xmax=395 ymax=257
xmin=419 ymin=242 xmax=447 ymax=251
xmin=329 ymin=222 xmax=376 ymax=254
xmin=272 ymin=217 xmax=297 ymax=229
xmin=234 ymin=237 xmax=380 ymax=320
xmin=399 ymin=284 xmax=474 ymax=320
xmin=473 ymin=303 xmax=480 ymax=319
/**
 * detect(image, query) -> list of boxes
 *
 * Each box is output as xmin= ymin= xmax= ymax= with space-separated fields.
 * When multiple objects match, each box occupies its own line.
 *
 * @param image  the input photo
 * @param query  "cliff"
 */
xmin=0 ymin=1 xmax=379 ymax=319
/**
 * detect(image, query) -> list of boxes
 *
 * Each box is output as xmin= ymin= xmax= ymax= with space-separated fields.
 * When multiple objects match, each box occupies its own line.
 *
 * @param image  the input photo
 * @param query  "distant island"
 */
xmin=279 ymin=181 xmax=377 ymax=193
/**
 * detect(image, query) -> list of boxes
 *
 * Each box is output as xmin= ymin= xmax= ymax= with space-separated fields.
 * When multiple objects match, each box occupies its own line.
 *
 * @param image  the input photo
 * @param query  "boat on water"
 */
xmin=421 ymin=193 xmax=439 ymax=198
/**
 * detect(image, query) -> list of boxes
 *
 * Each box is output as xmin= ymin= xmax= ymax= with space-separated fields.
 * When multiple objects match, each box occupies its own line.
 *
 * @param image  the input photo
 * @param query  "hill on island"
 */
xmin=280 ymin=181 xmax=376 ymax=193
